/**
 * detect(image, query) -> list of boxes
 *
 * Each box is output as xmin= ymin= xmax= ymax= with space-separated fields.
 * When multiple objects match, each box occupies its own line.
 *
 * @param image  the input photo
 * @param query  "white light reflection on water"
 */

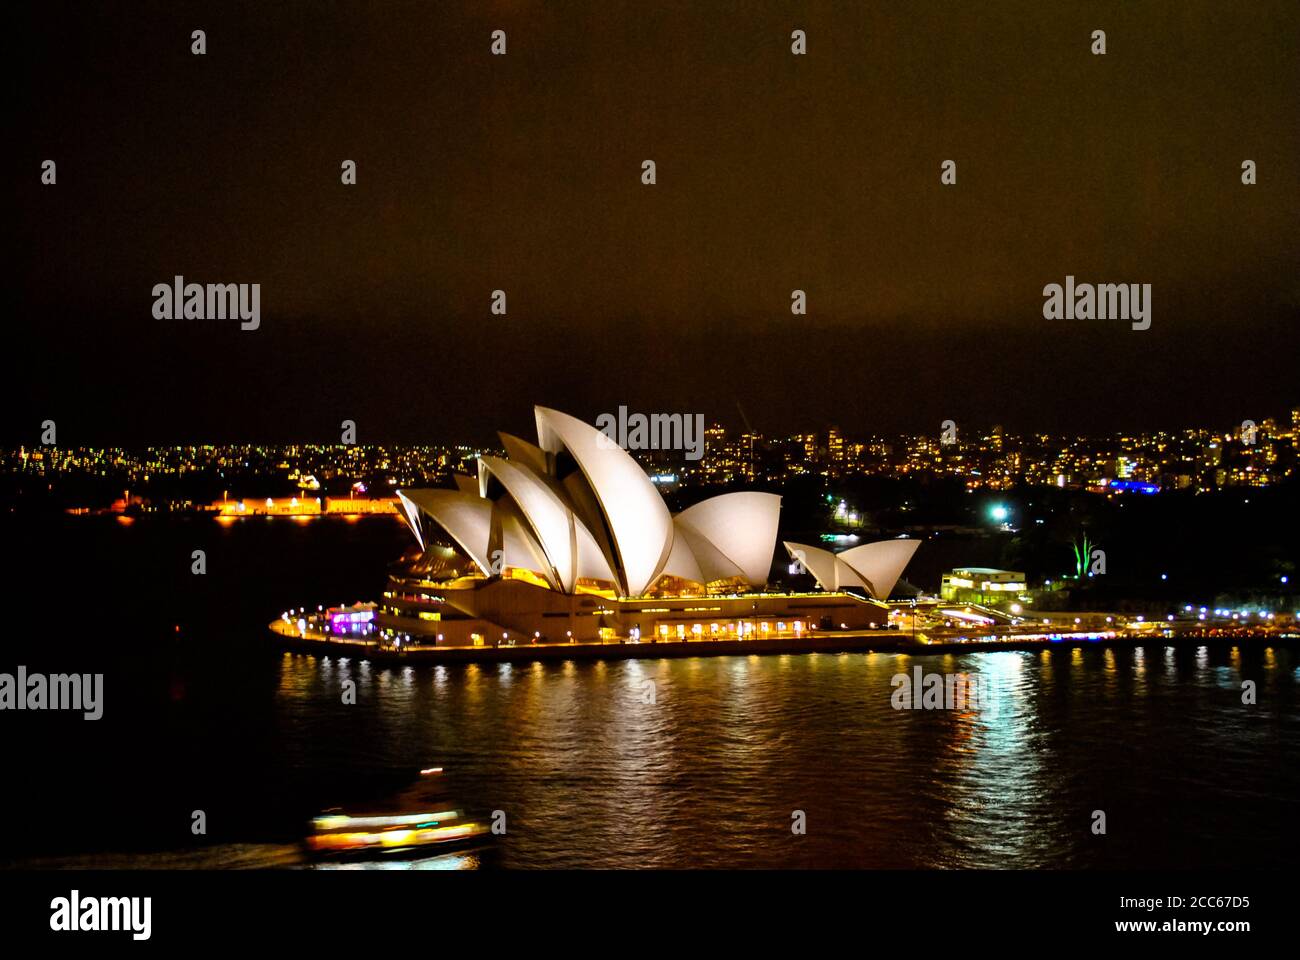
xmin=18 ymin=641 xmax=1300 ymax=871
xmin=259 ymin=644 xmax=1300 ymax=869
xmin=932 ymin=652 xmax=1065 ymax=868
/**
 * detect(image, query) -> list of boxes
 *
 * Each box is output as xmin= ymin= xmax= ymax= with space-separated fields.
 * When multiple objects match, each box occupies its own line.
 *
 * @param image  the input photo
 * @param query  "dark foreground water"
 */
xmin=2 ymin=514 xmax=1298 ymax=868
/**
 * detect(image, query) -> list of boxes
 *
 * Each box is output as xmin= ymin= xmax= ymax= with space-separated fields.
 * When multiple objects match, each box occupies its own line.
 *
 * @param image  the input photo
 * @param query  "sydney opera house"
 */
xmin=377 ymin=407 xmax=919 ymax=648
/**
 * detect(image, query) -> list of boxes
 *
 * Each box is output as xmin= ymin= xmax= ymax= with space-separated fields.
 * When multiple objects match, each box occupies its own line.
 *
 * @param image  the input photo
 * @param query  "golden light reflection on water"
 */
xmin=462 ymin=663 xmax=483 ymax=708
xmin=260 ymin=641 xmax=1296 ymax=869
xmin=1102 ymin=648 xmax=1118 ymax=699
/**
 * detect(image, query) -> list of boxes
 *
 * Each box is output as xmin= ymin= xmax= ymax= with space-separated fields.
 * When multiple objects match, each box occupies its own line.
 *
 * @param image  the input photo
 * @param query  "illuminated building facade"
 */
xmin=939 ymin=567 xmax=1028 ymax=605
xmin=376 ymin=407 xmax=905 ymax=647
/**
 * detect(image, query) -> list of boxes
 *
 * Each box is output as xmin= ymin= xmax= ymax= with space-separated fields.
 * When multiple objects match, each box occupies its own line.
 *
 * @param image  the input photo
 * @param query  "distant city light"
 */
xmin=1108 ymin=480 xmax=1160 ymax=495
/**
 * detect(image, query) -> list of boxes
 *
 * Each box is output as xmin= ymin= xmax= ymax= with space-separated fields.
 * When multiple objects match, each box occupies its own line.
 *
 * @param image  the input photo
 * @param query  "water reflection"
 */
xmin=312 ymin=850 xmax=483 ymax=871
xmin=261 ymin=644 xmax=1300 ymax=869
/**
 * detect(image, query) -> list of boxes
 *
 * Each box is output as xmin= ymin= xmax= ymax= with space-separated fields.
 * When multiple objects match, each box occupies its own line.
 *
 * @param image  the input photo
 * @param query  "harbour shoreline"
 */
xmin=269 ymin=618 xmax=1296 ymax=665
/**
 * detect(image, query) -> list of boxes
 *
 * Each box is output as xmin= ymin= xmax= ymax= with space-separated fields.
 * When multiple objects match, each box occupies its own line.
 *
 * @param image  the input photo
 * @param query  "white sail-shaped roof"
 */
xmin=499 ymin=432 xmax=551 ymax=479
xmin=782 ymin=541 xmax=867 ymax=592
xmin=399 ymin=488 xmax=555 ymax=585
xmin=676 ymin=492 xmax=780 ymax=588
xmin=836 ymin=539 xmax=921 ymax=600
xmin=783 ymin=539 xmax=918 ymax=599
xmin=673 ymin=519 xmax=745 ymax=584
xmin=659 ymin=523 xmax=705 ymax=584
xmin=479 ymin=455 xmax=616 ymax=591
xmin=400 ymin=489 xmax=494 ymax=574
xmin=397 ymin=408 xmax=791 ymax=599
xmin=395 ymin=490 xmax=425 ymax=550
xmin=533 ymin=406 xmax=674 ymax=596
xmin=497 ymin=505 xmax=560 ymax=588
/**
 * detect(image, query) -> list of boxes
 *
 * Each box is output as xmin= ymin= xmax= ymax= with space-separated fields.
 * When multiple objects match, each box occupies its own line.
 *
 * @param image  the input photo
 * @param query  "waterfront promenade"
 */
xmin=268 ymin=615 xmax=1297 ymax=666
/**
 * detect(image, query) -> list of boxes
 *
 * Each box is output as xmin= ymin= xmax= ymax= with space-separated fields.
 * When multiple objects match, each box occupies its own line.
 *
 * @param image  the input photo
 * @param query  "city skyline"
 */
xmin=9 ymin=402 xmax=1298 ymax=504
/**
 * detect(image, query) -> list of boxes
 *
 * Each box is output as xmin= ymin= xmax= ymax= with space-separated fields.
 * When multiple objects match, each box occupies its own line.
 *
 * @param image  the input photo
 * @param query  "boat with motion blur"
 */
xmin=305 ymin=767 xmax=490 ymax=860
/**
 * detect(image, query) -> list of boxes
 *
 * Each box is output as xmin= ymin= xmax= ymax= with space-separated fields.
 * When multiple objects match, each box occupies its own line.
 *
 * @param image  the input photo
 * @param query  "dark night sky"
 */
xmin=11 ymin=0 xmax=1299 ymax=446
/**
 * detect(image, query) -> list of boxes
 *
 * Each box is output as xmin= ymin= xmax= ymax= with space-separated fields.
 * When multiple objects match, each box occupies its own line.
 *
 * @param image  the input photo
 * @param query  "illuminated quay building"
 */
xmin=939 ymin=568 xmax=1029 ymax=606
xmin=371 ymin=407 xmax=918 ymax=650
xmin=213 ymin=495 xmax=399 ymax=518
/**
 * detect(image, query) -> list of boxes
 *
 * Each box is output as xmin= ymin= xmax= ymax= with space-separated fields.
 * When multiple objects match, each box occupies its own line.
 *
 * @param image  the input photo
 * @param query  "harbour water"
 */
xmin=3 ymin=514 xmax=1297 ymax=868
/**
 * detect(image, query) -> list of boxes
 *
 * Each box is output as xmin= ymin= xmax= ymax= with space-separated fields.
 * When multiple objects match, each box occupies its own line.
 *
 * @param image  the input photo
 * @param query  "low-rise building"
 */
xmin=940 ymin=567 xmax=1027 ymax=605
